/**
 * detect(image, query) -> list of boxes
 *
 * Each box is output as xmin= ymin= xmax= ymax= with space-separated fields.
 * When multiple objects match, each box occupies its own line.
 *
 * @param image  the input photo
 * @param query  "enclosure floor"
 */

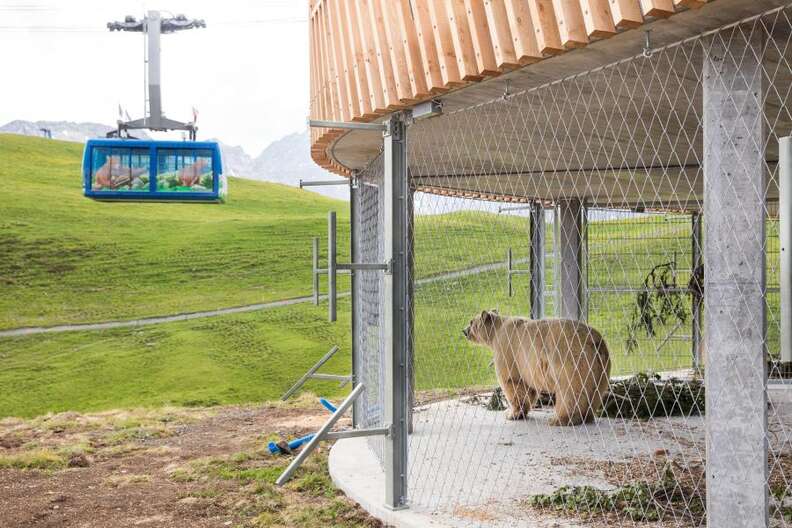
xmin=331 ymin=387 xmax=792 ymax=528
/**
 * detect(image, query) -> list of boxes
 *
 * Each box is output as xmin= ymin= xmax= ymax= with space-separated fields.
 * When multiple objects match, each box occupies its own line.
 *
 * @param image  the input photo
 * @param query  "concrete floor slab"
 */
xmin=331 ymin=387 xmax=792 ymax=527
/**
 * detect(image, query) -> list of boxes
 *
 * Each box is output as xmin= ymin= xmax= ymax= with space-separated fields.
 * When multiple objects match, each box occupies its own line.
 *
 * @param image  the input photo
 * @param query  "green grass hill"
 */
xmin=0 ymin=133 xmax=350 ymax=330
xmin=0 ymin=133 xmax=739 ymax=418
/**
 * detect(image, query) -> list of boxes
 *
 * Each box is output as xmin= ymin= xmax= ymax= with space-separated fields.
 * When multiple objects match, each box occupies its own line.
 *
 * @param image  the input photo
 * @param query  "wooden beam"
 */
xmin=464 ymin=0 xmax=500 ymax=76
xmin=427 ymin=0 xmax=466 ymax=87
xmin=580 ymin=0 xmax=617 ymax=38
xmin=608 ymin=0 xmax=644 ymax=28
xmin=445 ymin=0 xmax=485 ymax=81
xmin=355 ymin=0 xmax=388 ymax=113
xmin=640 ymin=0 xmax=675 ymax=18
xmin=329 ymin=0 xmax=360 ymax=120
xmin=342 ymin=0 xmax=378 ymax=120
xmin=381 ymin=0 xmax=419 ymax=104
xmin=394 ymin=0 xmax=432 ymax=98
xmin=319 ymin=5 xmax=341 ymax=122
xmin=367 ymin=0 xmax=405 ymax=109
xmin=526 ymin=0 xmax=565 ymax=55
xmin=503 ymin=0 xmax=543 ymax=65
xmin=411 ymin=0 xmax=448 ymax=94
xmin=484 ymin=0 xmax=520 ymax=70
xmin=551 ymin=0 xmax=589 ymax=49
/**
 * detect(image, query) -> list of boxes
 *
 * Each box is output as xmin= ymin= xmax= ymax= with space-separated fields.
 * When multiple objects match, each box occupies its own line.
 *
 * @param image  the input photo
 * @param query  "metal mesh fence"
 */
xmin=394 ymin=5 xmax=791 ymax=527
xmin=352 ymin=152 xmax=386 ymax=465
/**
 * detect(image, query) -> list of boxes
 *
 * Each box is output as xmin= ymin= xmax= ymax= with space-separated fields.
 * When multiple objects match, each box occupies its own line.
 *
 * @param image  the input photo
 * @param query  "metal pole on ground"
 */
xmin=703 ymin=32 xmax=767 ymax=527
xmin=383 ymin=113 xmax=409 ymax=510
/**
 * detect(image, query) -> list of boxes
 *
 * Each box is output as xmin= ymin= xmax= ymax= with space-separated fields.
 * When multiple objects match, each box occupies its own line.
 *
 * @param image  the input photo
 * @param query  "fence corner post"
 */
xmin=383 ymin=113 xmax=409 ymax=510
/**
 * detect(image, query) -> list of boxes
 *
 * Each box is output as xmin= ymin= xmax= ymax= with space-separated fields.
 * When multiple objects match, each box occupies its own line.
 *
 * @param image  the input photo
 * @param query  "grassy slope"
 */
xmin=1 ymin=134 xmax=780 ymax=417
xmin=0 ymin=134 xmax=351 ymax=330
xmin=0 ymin=300 xmax=352 ymax=418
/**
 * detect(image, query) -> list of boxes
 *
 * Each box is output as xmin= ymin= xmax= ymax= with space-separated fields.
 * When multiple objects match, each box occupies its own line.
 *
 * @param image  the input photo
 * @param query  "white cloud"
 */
xmin=0 ymin=0 xmax=308 ymax=155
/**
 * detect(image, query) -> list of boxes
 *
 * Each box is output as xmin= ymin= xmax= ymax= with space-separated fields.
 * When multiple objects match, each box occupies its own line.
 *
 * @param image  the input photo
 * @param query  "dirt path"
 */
xmin=0 ymin=400 xmax=379 ymax=528
xmin=0 ymin=294 xmax=345 ymax=338
xmin=0 ymin=259 xmax=523 ymax=339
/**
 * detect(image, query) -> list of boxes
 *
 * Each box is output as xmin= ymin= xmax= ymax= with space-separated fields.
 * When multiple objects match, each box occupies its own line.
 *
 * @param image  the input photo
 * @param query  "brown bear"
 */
xmin=463 ymin=311 xmax=611 ymax=426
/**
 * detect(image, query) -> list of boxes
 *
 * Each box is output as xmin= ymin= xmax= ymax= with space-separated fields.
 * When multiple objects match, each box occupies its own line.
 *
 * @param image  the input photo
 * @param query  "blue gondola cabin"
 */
xmin=83 ymin=139 xmax=226 ymax=202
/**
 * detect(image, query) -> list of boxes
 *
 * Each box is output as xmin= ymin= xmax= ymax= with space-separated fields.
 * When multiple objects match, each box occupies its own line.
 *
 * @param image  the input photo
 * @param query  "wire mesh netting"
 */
xmin=376 ymin=5 xmax=792 ymax=527
xmin=352 ymin=152 xmax=387 ymax=465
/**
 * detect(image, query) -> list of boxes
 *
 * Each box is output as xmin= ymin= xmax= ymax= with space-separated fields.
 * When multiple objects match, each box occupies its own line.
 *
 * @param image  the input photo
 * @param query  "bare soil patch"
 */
xmin=0 ymin=395 xmax=380 ymax=528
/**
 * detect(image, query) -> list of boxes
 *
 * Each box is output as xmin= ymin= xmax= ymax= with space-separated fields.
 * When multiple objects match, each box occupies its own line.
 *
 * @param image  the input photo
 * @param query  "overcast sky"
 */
xmin=0 ymin=0 xmax=309 ymax=155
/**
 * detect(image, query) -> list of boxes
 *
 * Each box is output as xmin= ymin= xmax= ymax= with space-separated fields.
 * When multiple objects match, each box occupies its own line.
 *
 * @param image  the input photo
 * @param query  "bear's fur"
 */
xmin=463 ymin=311 xmax=611 ymax=426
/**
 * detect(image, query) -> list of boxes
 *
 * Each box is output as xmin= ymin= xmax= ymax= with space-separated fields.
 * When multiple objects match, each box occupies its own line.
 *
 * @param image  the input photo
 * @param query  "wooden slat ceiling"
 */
xmin=308 ymin=0 xmax=715 ymax=177
xmin=309 ymin=0 xmax=789 ymax=211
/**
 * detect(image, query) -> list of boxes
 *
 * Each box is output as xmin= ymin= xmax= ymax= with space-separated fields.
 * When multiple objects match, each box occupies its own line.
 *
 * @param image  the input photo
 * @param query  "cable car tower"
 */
xmin=107 ymin=11 xmax=205 ymax=140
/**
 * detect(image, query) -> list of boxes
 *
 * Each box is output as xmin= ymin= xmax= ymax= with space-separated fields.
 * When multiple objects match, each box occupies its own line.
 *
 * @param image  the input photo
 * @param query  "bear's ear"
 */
xmin=481 ymin=310 xmax=496 ymax=324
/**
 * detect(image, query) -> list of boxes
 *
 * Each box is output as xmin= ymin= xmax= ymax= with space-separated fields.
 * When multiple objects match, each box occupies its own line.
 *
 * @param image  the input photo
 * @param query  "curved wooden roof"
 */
xmin=308 ymin=0 xmax=710 ymax=176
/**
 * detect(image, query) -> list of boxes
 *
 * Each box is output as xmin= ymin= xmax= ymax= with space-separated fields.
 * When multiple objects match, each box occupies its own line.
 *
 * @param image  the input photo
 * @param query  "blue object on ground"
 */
xmin=268 ymin=433 xmax=315 ymax=455
xmin=319 ymin=398 xmax=337 ymax=413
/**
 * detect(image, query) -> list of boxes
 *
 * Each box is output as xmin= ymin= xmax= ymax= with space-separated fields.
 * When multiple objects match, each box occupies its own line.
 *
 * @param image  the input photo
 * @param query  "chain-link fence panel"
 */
xmin=402 ymin=5 xmax=790 ymax=527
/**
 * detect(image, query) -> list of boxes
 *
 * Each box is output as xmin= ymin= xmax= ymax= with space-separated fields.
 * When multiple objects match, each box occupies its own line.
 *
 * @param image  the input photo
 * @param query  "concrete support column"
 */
xmin=557 ymin=198 xmax=585 ymax=321
xmin=703 ymin=32 xmax=767 ymax=527
xmin=530 ymin=204 xmax=546 ymax=319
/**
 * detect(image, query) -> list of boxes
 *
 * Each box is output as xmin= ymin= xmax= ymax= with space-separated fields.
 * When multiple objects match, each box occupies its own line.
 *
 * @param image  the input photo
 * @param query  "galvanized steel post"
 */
xmin=328 ymin=211 xmax=337 ymax=322
xmin=780 ymin=137 xmax=791 ymax=364
xmin=530 ymin=204 xmax=545 ymax=319
xmin=312 ymin=237 xmax=320 ymax=306
xmin=383 ymin=113 xmax=409 ymax=510
xmin=350 ymin=176 xmax=359 ymax=428
xmin=691 ymin=212 xmax=703 ymax=370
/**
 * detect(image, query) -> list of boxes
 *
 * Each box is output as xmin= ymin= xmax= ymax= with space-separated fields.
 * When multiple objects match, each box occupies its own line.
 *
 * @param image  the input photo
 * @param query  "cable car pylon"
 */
xmin=107 ymin=11 xmax=205 ymax=140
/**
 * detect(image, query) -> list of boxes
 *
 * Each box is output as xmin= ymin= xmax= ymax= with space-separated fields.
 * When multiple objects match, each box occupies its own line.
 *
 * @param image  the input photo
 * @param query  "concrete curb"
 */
xmin=328 ymin=437 xmax=453 ymax=528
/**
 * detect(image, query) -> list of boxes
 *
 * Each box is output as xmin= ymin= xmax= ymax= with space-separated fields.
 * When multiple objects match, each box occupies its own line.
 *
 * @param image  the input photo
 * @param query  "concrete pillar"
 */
xmin=703 ymin=32 xmax=767 ymax=527
xmin=557 ymin=198 xmax=585 ymax=321
xmin=530 ymin=204 xmax=546 ymax=319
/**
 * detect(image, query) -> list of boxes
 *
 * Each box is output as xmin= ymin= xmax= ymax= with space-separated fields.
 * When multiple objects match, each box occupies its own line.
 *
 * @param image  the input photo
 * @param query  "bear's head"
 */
xmin=463 ymin=310 xmax=500 ymax=345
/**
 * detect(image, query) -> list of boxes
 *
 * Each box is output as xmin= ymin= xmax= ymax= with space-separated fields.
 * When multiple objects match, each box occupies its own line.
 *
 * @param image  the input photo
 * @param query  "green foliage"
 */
xmin=626 ymin=260 xmax=689 ymax=353
xmin=528 ymin=465 xmax=704 ymax=523
xmin=601 ymin=373 xmax=705 ymax=420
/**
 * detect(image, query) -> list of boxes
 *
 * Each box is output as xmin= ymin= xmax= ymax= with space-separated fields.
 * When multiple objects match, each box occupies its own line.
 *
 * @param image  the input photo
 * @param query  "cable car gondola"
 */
xmin=83 ymin=11 xmax=225 ymax=203
xmin=83 ymin=139 xmax=225 ymax=202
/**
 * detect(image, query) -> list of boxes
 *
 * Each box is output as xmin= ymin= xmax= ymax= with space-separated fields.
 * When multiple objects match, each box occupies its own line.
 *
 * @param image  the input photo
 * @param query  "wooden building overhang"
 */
xmin=308 ymin=0 xmax=790 ymax=207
